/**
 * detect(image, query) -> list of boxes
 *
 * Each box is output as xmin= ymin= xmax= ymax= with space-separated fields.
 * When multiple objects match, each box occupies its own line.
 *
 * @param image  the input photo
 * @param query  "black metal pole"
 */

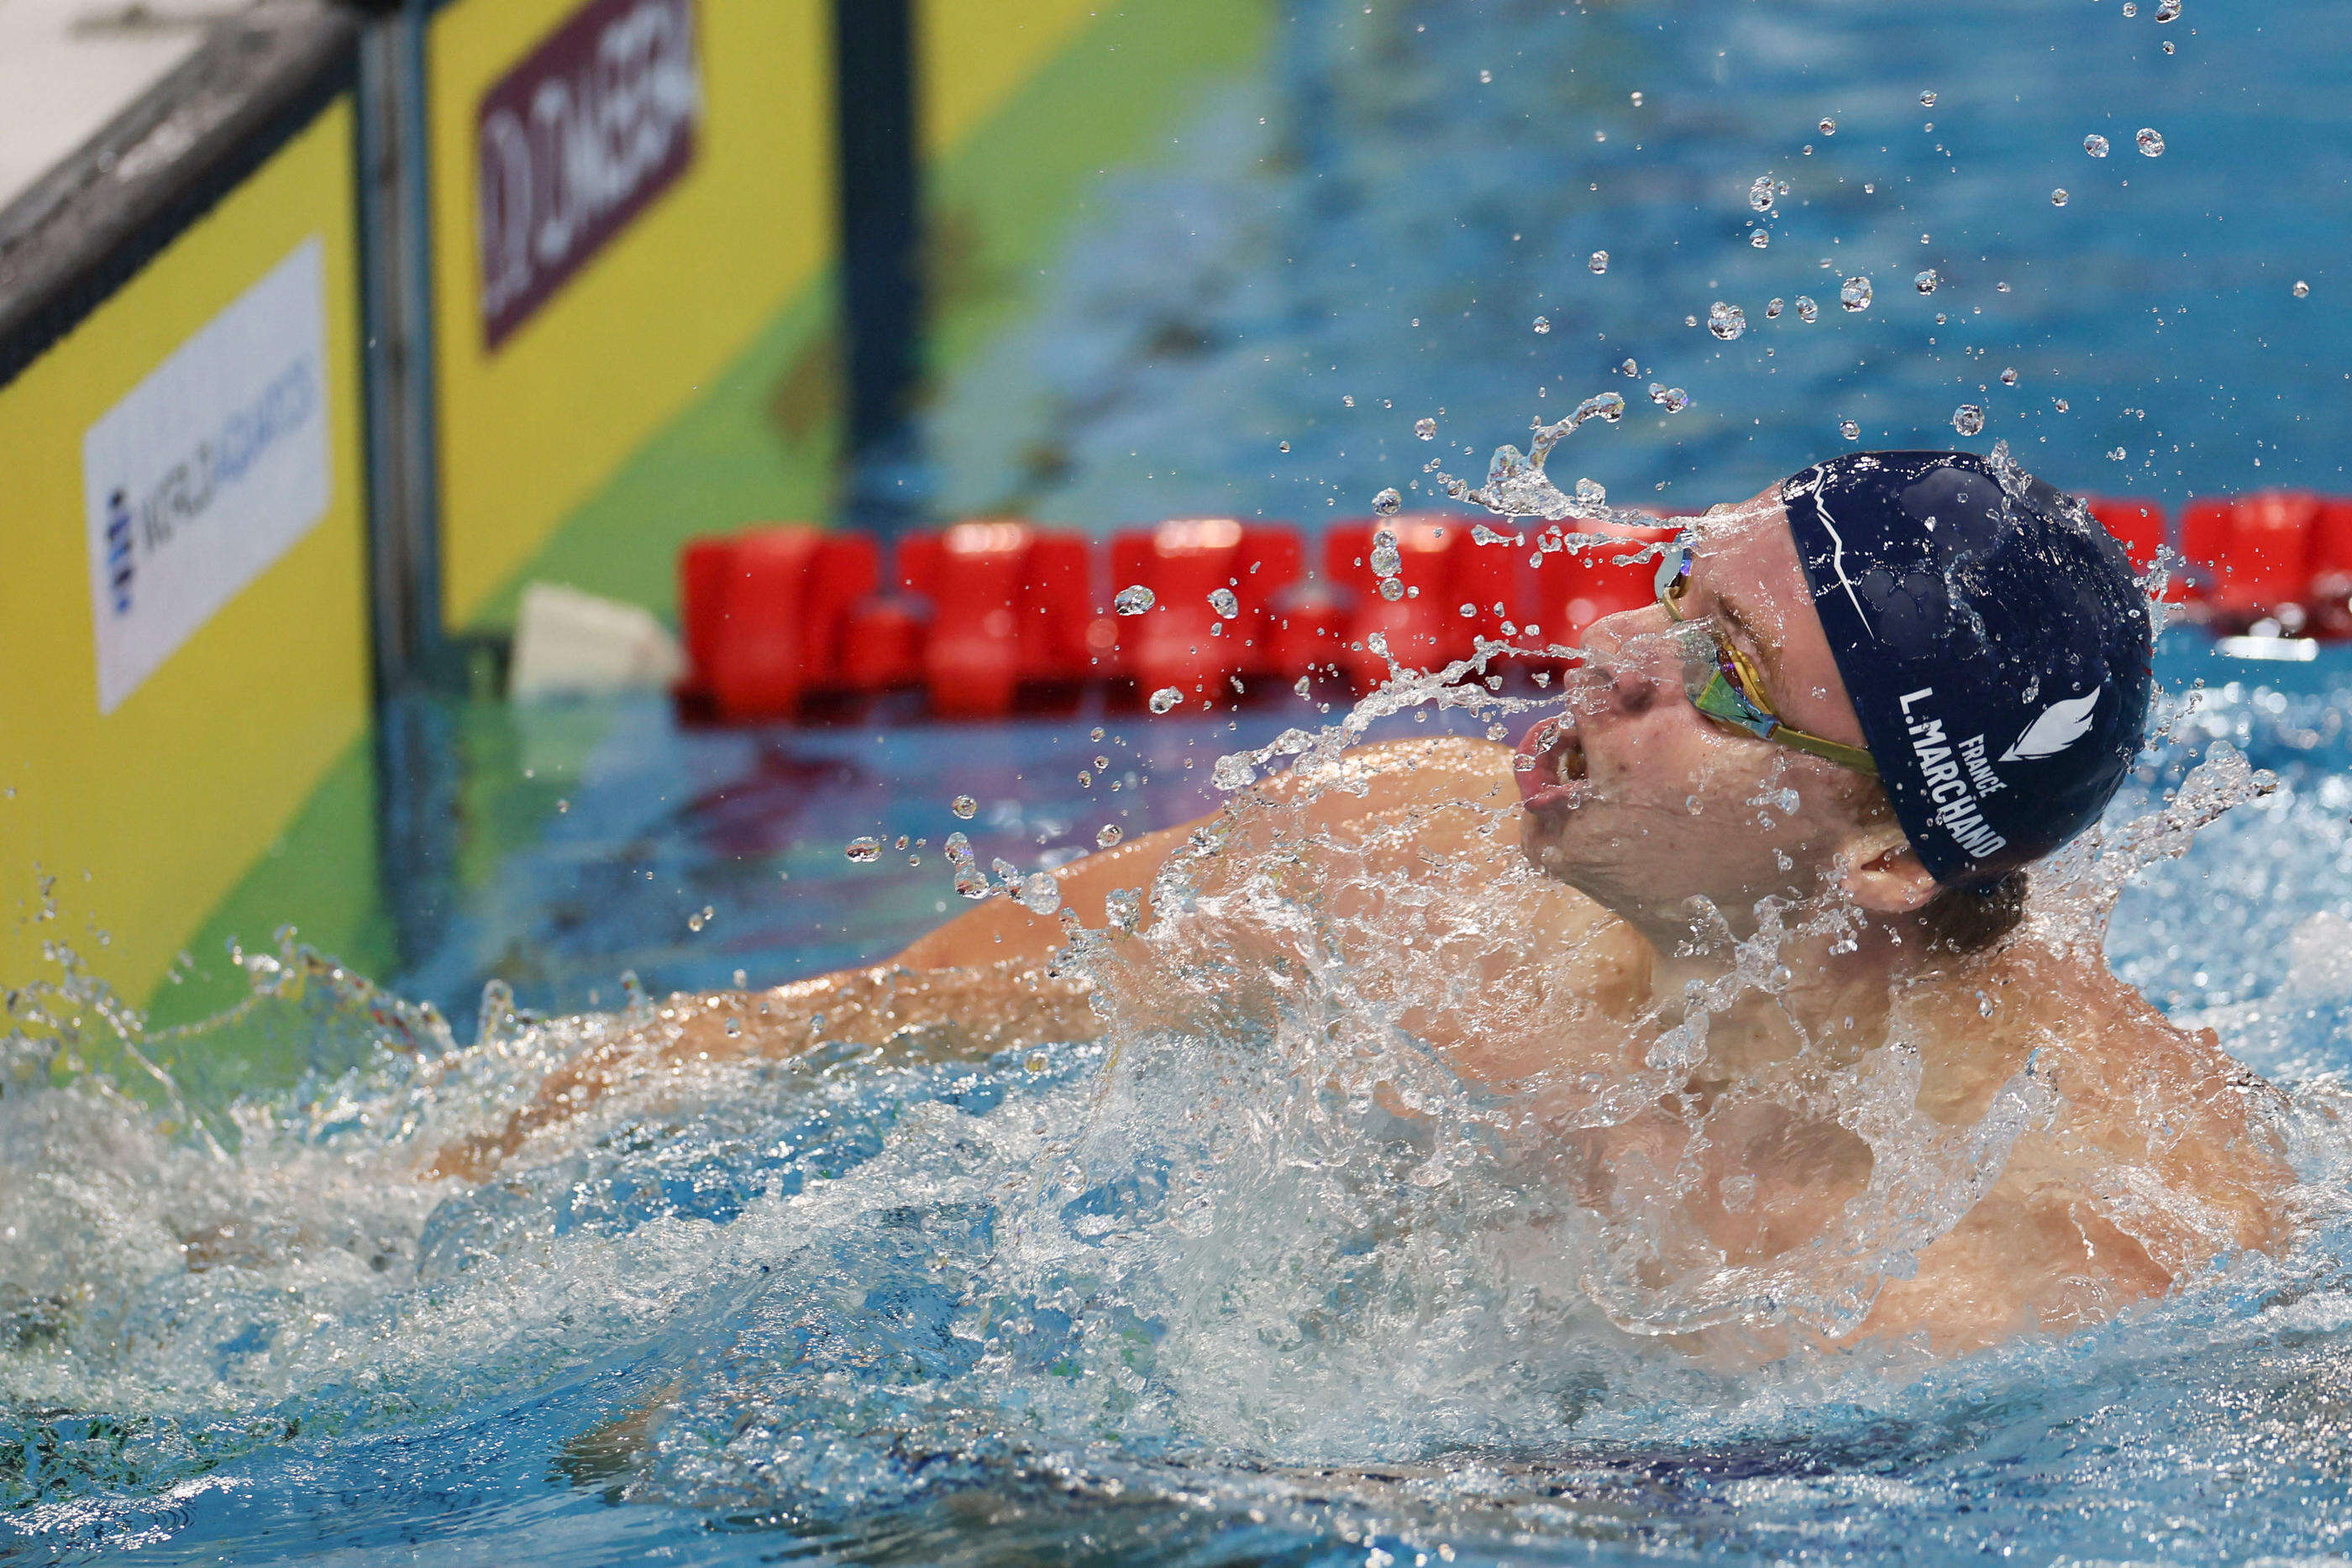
xmin=832 ymin=0 xmax=926 ymax=535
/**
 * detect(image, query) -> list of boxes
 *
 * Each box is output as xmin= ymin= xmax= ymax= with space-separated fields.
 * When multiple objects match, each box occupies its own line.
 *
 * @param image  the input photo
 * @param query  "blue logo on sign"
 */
xmin=105 ymin=488 xmax=134 ymax=615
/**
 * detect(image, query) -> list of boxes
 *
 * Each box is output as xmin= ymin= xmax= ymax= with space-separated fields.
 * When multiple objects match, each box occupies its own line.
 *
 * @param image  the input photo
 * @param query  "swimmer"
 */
xmin=433 ymin=451 xmax=2292 ymax=1359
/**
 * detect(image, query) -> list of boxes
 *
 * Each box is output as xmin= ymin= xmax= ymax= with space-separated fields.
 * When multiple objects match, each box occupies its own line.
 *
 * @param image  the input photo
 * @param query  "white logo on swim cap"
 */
xmin=2000 ymin=685 xmax=2102 ymax=763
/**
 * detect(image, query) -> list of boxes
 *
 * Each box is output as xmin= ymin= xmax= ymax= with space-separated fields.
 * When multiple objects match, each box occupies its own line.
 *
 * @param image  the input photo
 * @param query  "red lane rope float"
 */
xmin=1109 ymin=519 xmax=1301 ymax=701
xmin=674 ymin=496 xmax=2352 ymax=726
xmin=678 ymin=527 xmax=878 ymax=721
xmin=2181 ymin=492 xmax=2317 ymax=633
xmin=1321 ymin=516 xmax=1509 ymax=687
xmin=2313 ymin=501 xmax=2352 ymax=640
xmin=895 ymin=522 xmax=1097 ymax=718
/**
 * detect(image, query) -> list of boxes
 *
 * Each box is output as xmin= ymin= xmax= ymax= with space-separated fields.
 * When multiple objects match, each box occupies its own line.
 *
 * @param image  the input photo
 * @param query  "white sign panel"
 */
xmin=82 ymin=236 xmax=332 ymax=714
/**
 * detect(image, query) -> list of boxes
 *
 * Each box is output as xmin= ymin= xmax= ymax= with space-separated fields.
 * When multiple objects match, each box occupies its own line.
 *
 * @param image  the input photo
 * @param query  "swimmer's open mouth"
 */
xmin=1515 ymin=715 xmax=1590 ymax=812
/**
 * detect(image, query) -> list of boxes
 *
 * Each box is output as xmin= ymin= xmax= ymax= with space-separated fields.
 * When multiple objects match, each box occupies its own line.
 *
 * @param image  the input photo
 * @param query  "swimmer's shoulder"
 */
xmin=1949 ymin=936 xmax=2295 ymax=1246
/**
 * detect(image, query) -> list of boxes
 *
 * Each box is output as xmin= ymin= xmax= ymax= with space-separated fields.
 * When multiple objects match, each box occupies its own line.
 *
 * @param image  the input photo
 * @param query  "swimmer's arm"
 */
xmin=890 ymin=822 xmax=1202 ymax=969
xmin=422 ymin=962 xmax=1098 ymax=1181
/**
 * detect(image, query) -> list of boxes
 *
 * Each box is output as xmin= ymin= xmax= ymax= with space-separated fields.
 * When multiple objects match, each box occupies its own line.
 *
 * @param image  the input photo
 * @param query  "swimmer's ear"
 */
xmin=1836 ymin=823 xmax=1940 ymax=915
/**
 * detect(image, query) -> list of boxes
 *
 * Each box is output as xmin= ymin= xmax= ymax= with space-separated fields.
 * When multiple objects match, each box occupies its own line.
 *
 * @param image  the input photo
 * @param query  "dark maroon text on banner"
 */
xmin=475 ymin=0 xmax=701 ymax=350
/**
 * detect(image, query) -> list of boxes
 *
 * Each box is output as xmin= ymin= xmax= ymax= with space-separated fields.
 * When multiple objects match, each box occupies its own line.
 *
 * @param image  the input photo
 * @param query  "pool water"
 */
xmin=6 ymin=637 xmax=2352 ymax=1565
xmin=13 ymin=0 xmax=2352 ymax=1557
xmin=925 ymin=0 xmax=2352 ymax=531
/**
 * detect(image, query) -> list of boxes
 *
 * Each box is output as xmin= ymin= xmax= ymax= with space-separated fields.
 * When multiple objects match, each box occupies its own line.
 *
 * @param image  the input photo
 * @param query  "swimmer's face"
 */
xmin=1515 ymin=486 xmax=1924 ymax=935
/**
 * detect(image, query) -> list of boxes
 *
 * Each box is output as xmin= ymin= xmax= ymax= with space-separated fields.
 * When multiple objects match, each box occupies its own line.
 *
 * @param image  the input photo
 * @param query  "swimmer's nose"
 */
xmin=1572 ymin=611 xmax=1673 ymax=716
xmin=1559 ymin=650 xmax=1667 ymax=721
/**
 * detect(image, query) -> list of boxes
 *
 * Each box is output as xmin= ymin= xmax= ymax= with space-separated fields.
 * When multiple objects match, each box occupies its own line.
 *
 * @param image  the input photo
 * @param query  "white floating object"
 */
xmin=507 ymin=581 xmax=685 ymax=699
xmin=2214 ymin=636 xmax=2318 ymax=663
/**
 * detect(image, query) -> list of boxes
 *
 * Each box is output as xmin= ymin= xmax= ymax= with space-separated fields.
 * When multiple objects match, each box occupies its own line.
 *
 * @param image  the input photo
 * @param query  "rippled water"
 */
xmin=3 ymin=638 xmax=2352 ymax=1565
xmin=10 ymin=0 xmax=2352 ymax=1556
xmin=926 ymin=0 xmax=2351 ymax=527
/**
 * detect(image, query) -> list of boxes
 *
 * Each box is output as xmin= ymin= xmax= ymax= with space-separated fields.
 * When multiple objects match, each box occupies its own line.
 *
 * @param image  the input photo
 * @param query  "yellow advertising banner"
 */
xmin=427 ymin=0 xmax=835 ymax=631
xmin=0 ymin=98 xmax=373 ymax=1009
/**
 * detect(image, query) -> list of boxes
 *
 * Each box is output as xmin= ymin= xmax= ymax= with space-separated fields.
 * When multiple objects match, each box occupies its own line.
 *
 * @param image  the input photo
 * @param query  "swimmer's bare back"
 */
xmin=424 ymin=737 xmax=2292 ymax=1356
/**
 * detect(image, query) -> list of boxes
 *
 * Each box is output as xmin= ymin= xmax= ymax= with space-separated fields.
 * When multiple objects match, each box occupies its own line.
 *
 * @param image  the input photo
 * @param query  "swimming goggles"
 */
xmin=1652 ymin=540 xmax=1880 ymax=776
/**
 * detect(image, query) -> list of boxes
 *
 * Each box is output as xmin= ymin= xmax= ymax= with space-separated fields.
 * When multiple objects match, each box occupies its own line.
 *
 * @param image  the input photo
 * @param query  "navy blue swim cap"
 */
xmin=1779 ymin=450 xmax=2153 ymax=887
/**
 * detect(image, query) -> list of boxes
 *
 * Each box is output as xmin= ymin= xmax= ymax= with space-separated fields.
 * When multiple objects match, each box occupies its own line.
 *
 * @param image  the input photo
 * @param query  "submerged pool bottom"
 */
xmin=3 ymin=637 xmax=2352 ymax=1566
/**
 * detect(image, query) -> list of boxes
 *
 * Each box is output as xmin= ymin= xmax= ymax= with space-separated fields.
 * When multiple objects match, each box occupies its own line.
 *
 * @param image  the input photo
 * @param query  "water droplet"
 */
xmin=1708 ymin=301 xmax=1747 ymax=339
xmin=1378 ymin=578 xmax=1405 ymax=601
xmin=846 ymin=836 xmax=881 ymax=863
xmin=1588 ymin=250 xmax=1609 ymax=274
xmin=1795 ymin=295 xmax=1819 ymax=323
xmin=1478 ymin=67 xmax=1493 ymax=83
xmin=2084 ymin=133 xmax=2110 ymax=157
xmin=1114 ymin=585 xmax=1155 ymax=615
xmin=1649 ymin=383 xmax=1689 ymax=412
xmin=1415 ymin=417 xmax=1437 ymax=440
xmin=1684 ymin=314 xmax=1698 ymax=328
xmin=1914 ymin=268 xmax=1940 ymax=295
xmin=1209 ymin=587 xmax=1239 ymax=618
xmin=688 ymin=905 xmax=713 ymax=931
xmin=1210 ymin=753 xmax=1256 ymax=791
xmin=2136 ymin=127 xmax=2165 ymax=157
xmin=1278 ymin=440 xmax=1291 ymax=453
xmin=1575 ymin=477 xmax=1607 ymax=506
xmin=2108 ymin=447 xmax=2128 ymax=461
xmin=1952 ymin=404 xmax=1986 ymax=437
xmin=1459 ymin=601 xmax=1478 ymax=616
xmin=1372 ymin=486 xmax=1401 ymax=516
xmin=1342 ymin=394 xmax=1355 ymax=406
xmin=952 ymin=794 xmax=977 ymax=819
xmin=1839 ymin=417 xmax=1861 ymax=440
xmin=1095 ymin=824 xmax=1123 ymax=848
xmin=2054 ymin=397 xmax=2071 ymax=412
xmin=2162 ymin=38 xmax=2175 ymax=51
xmin=2294 ymin=280 xmax=2312 ymax=299
xmin=1620 ymin=357 xmax=1639 ymax=376
xmin=1749 ymin=176 xmax=1776 ymax=212
xmin=1765 ymin=297 xmax=1785 ymax=318
xmin=1630 ymin=90 xmax=1645 ymax=106
xmin=1840 ymin=275 xmax=1873 ymax=312
xmin=1919 ymin=89 xmax=1938 ymax=108
xmin=2120 ymin=1 xmax=2135 ymax=13
xmin=2000 ymin=366 xmax=2019 ymax=385
xmin=1750 ymin=229 xmax=1770 ymax=249
xmin=1532 ymin=315 xmax=1551 ymax=333
xmin=2155 ymin=0 xmax=2181 ymax=18
xmin=1819 ymin=117 xmax=1837 ymax=135
xmin=1018 ymin=872 xmax=1061 ymax=915
xmin=2051 ymin=187 xmax=2070 ymax=206
xmin=1148 ymin=686 xmax=1183 ymax=714
xmin=1370 ymin=530 xmax=1403 ymax=577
